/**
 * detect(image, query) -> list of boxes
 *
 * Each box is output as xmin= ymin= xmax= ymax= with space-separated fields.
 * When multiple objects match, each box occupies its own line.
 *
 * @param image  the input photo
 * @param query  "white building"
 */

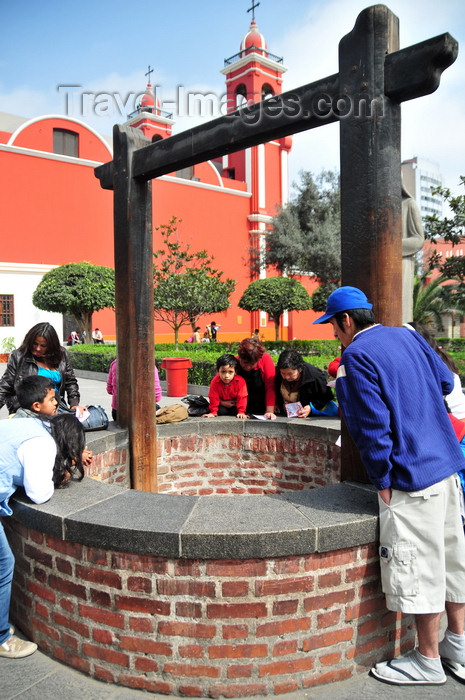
xmin=401 ymin=156 xmax=444 ymax=219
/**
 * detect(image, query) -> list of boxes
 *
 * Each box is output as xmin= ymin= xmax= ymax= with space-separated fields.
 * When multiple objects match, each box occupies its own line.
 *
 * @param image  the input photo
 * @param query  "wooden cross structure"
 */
xmin=95 ymin=5 xmax=458 ymax=491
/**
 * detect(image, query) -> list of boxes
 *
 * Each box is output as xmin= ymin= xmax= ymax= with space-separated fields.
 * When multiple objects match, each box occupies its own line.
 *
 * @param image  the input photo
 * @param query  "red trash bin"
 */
xmin=161 ymin=357 xmax=193 ymax=397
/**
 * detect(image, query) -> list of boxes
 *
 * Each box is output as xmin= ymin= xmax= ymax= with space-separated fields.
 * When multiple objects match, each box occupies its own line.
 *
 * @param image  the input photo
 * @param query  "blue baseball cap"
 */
xmin=312 ymin=286 xmax=373 ymax=324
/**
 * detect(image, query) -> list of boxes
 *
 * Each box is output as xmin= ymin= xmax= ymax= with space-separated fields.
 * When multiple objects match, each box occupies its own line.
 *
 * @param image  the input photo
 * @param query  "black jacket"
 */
xmin=275 ymin=361 xmax=334 ymax=414
xmin=0 ymin=348 xmax=80 ymax=413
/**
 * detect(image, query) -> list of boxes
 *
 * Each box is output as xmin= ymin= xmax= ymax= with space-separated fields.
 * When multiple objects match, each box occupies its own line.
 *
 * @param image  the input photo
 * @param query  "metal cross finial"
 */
xmin=247 ymin=0 xmax=260 ymax=21
xmin=145 ymin=65 xmax=154 ymax=83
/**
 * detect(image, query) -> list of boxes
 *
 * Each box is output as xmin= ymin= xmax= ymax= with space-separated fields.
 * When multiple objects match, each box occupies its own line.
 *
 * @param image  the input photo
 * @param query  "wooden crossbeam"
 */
xmin=95 ymin=33 xmax=456 ymax=191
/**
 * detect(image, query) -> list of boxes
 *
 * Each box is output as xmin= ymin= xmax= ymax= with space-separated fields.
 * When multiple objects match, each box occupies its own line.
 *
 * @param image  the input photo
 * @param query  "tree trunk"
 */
xmin=272 ymin=315 xmax=281 ymax=341
xmin=73 ymin=312 xmax=92 ymax=344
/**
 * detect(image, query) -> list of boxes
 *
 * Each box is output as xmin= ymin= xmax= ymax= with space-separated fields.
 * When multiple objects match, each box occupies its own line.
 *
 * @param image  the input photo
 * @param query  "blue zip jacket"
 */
xmin=336 ymin=325 xmax=465 ymax=491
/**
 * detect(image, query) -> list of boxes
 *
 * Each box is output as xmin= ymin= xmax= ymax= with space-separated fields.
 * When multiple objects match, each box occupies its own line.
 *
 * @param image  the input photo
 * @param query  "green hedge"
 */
xmin=68 ymin=341 xmax=341 ymax=385
xmin=67 ymin=340 xmax=465 ymax=386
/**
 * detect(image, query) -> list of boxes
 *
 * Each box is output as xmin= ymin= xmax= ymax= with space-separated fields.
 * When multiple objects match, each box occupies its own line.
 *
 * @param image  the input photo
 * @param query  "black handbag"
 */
xmin=181 ymin=394 xmax=210 ymax=416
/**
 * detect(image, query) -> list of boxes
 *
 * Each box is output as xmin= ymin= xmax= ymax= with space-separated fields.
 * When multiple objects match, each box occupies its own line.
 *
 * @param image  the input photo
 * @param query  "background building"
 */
xmin=0 ymin=19 xmax=330 ymax=348
xmin=401 ymin=156 xmax=444 ymax=219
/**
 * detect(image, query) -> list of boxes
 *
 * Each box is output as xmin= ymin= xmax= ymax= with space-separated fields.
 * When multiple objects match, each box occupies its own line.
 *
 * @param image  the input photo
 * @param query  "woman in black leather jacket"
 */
xmin=0 ymin=323 xmax=83 ymax=414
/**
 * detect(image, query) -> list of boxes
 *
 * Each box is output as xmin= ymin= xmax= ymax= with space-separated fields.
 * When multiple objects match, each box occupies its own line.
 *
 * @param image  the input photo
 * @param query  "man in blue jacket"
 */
xmin=314 ymin=286 xmax=465 ymax=686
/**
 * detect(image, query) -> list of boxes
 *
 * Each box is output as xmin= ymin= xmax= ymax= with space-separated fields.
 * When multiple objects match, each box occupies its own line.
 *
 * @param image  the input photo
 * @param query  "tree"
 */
xmin=32 ymin=262 xmax=115 ymax=343
xmin=238 ymin=277 xmax=311 ymax=341
xmin=266 ymin=170 xmax=341 ymax=289
xmin=412 ymin=275 xmax=465 ymax=329
xmin=154 ymin=271 xmax=235 ymax=346
xmin=153 ymin=217 xmax=235 ymax=345
xmin=424 ymin=176 xmax=465 ymax=248
xmin=419 ymin=176 xmax=465 ymax=328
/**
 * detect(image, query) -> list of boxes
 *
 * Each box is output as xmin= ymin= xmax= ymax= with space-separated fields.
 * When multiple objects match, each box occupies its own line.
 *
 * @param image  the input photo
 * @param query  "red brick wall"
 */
xmin=85 ymin=445 xmax=129 ymax=486
xmin=156 ymin=433 xmax=340 ymax=495
xmin=7 ymin=521 xmax=415 ymax=697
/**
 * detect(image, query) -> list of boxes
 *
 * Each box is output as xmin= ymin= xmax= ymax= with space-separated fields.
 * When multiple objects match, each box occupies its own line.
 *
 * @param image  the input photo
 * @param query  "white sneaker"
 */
xmin=0 ymin=635 xmax=37 ymax=659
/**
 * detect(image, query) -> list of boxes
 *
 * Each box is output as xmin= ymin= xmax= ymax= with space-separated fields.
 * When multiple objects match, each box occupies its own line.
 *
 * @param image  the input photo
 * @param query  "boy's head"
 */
xmin=17 ymin=376 xmax=58 ymax=416
xmin=216 ymin=354 xmax=237 ymax=385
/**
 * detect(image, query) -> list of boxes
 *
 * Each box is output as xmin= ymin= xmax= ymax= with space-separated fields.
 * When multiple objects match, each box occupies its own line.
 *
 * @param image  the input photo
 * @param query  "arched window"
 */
xmin=53 ymin=128 xmax=79 ymax=157
xmin=262 ymin=84 xmax=274 ymax=100
xmin=235 ymin=84 xmax=247 ymax=108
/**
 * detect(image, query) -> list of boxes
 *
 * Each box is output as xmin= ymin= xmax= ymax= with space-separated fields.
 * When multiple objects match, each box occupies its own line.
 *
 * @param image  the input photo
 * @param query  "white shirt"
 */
xmin=17 ymin=435 xmax=56 ymax=504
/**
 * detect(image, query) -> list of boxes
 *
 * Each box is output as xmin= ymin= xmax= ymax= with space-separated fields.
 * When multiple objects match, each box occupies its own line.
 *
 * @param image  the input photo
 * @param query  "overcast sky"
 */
xmin=2 ymin=0 xmax=464 ymax=194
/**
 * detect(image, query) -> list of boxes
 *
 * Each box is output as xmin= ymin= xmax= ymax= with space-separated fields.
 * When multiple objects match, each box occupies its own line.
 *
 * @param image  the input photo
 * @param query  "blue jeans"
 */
xmin=0 ymin=519 xmax=15 ymax=644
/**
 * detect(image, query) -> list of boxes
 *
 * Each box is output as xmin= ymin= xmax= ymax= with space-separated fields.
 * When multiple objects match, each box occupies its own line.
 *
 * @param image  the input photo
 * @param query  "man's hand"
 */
xmin=378 ymin=488 xmax=392 ymax=505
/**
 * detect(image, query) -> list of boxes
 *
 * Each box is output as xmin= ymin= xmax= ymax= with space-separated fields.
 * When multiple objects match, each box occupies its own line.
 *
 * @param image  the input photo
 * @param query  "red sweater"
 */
xmin=208 ymin=374 xmax=248 ymax=415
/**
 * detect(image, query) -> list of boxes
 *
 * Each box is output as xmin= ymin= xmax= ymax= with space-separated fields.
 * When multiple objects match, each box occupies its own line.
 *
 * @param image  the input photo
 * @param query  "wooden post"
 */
xmin=339 ymin=5 xmax=402 ymax=326
xmin=112 ymin=124 xmax=157 ymax=492
xmin=338 ymin=7 xmax=401 ymax=482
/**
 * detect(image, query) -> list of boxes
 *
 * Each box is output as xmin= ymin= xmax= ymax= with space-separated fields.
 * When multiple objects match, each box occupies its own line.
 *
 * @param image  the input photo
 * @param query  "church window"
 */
xmin=0 ymin=294 xmax=14 ymax=326
xmin=53 ymin=128 xmax=79 ymax=157
xmin=262 ymin=84 xmax=274 ymax=99
xmin=235 ymin=84 xmax=247 ymax=108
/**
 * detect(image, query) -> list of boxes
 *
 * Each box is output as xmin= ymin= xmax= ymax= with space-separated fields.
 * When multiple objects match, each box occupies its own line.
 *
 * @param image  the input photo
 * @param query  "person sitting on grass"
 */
xmin=204 ymin=354 xmax=248 ymax=419
xmin=12 ymin=376 xmax=92 ymax=466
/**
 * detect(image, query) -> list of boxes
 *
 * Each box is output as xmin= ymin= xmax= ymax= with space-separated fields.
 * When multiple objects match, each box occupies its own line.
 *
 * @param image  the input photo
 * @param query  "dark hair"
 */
xmin=195 ymin=327 xmax=201 ymax=332
xmin=333 ymin=308 xmax=376 ymax=332
xmin=19 ymin=322 xmax=63 ymax=368
xmin=237 ymin=338 xmax=265 ymax=364
xmin=49 ymin=413 xmax=85 ymax=487
xmin=276 ymin=349 xmax=305 ymax=372
xmin=407 ymin=321 xmax=459 ymax=374
xmin=16 ymin=376 xmax=55 ymax=409
xmin=216 ymin=353 xmax=237 ymax=370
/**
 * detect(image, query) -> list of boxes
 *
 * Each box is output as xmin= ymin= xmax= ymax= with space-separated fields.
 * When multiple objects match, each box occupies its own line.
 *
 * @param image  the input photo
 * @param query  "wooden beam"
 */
xmin=385 ymin=32 xmax=458 ymax=103
xmin=94 ymin=31 xmax=456 ymax=192
xmin=95 ymin=74 xmax=340 ymax=189
xmin=112 ymin=123 xmax=158 ymax=492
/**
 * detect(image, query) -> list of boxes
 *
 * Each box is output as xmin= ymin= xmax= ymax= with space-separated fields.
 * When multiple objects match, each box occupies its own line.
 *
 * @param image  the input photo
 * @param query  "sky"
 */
xmin=1 ymin=0 xmax=464 ymax=195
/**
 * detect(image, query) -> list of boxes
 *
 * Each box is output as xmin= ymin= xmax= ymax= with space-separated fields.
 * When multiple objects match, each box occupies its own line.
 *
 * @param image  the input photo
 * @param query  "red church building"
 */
xmin=0 ymin=19 xmax=328 ymax=347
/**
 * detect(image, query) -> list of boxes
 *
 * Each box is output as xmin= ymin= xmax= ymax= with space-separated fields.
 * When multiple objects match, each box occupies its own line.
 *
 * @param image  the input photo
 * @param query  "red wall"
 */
xmin=1 ymin=115 xmax=334 ymax=343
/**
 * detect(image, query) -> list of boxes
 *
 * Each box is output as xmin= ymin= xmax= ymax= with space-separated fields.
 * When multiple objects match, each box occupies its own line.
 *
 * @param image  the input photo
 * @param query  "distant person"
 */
xmin=193 ymin=327 xmax=201 ymax=343
xmin=0 ymin=323 xmax=86 ymax=416
xmin=313 ymin=286 xmax=465 ymax=687
xmin=404 ymin=322 xmax=465 ymax=421
xmin=204 ymin=354 xmax=247 ymax=419
xmin=106 ymin=359 xmax=162 ymax=422
xmin=0 ymin=413 xmax=85 ymax=659
xmin=235 ymin=338 xmax=276 ymax=419
xmin=275 ymin=349 xmax=337 ymax=418
xmin=251 ymin=329 xmax=260 ymax=341
xmin=92 ymin=328 xmax=104 ymax=344
xmin=206 ymin=321 xmax=220 ymax=342
xmin=67 ymin=331 xmax=80 ymax=345
xmin=201 ymin=332 xmax=211 ymax=344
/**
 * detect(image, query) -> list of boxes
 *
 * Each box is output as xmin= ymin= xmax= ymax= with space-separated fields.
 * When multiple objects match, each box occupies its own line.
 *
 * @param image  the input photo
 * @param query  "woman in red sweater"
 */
xmin=235 ymin=338 xmax=276 ymax=419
